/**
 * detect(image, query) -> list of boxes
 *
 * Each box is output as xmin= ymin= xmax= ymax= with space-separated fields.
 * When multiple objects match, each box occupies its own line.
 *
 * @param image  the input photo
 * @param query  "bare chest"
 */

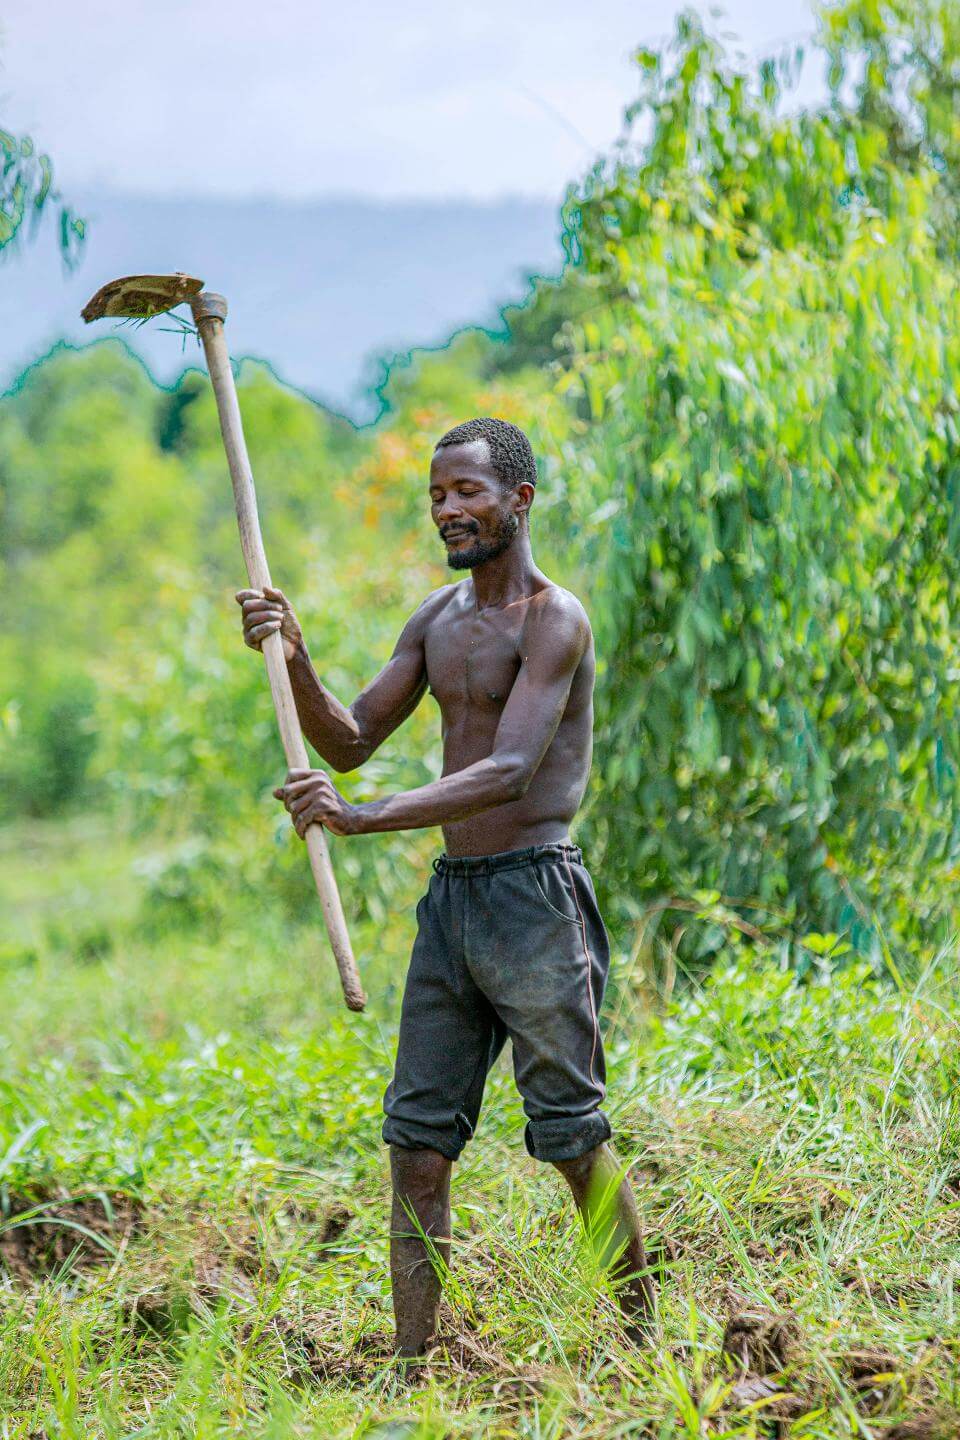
xmin=425 ymin=609 xmax=524 ymax=715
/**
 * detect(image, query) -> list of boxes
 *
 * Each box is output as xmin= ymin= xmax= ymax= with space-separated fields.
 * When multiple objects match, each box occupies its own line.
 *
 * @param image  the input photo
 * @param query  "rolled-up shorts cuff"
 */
xmin=524 ymin=1110 xmax=612 ymax=1162
xmin=382 ymin=1112 xmax=474 ymax=1162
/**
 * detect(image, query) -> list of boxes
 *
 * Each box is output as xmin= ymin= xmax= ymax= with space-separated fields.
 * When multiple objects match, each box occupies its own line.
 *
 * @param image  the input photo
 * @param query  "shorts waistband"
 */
xmin=432 ymin=842 xmax=583 ymax=876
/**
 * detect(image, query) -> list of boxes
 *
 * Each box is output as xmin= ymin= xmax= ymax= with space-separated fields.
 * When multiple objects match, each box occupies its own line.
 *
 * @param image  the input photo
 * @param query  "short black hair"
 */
xmin=435 ymin=416 xmax=537 ymax=491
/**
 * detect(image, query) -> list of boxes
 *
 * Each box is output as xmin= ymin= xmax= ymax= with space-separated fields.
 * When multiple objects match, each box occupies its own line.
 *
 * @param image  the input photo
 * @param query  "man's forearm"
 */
xmin=286 ymin=640 xmax=365 ymax=771
xmin=352 ymin=755 xmax=524 ymax=834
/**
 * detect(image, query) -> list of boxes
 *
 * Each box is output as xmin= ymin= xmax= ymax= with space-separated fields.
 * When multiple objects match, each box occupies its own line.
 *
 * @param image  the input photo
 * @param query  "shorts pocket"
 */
xmin=529 ymin=861 xmax=582 ymax=925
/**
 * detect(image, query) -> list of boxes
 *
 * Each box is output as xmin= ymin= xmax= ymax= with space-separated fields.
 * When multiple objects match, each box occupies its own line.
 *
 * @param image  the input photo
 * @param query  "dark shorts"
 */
xmin=382 ymin=841 xmax=612 ymax=1163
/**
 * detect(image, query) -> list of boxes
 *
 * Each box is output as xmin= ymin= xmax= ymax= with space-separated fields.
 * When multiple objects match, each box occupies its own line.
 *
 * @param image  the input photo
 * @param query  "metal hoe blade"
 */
xmin=81 ymin=272 xmax=204 ymax=323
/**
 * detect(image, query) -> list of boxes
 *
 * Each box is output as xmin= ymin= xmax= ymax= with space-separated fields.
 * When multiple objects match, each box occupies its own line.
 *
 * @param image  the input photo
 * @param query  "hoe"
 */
xmin=82 ymin=273 xmax=365 ymax=1011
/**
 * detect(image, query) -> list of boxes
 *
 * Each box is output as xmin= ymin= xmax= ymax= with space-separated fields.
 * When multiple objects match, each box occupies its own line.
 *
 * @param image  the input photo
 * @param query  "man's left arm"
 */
xmin=275 ymin=592 xmax=589 ymax=837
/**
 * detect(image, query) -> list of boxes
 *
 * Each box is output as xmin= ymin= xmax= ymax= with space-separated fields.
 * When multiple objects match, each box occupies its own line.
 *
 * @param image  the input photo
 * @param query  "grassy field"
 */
xmin=1 ymin=818 xmax=959 ymax=1438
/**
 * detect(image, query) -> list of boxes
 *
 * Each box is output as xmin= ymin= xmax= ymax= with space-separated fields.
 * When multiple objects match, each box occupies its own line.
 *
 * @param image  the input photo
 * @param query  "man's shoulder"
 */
xmin=521 ymin=585 xmax=592 ymax=672
xmin=405 ymin=581 xmax=467 ymax=634
xmin=526 ymin=583 xmax=591 ymax=635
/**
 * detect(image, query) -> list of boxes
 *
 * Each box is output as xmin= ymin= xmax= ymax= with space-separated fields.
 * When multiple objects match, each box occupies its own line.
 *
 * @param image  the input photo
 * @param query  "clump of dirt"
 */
xmin=271 ymin=1195 xmax=355 ymax=1250
xmin=720 ymin=1298 xmax=807 ymax=1427
xmin=844 ymin=1347 xmax=903 ymax=1415
xmin=886 ymin=1408 xmax=960 ymax=1440
xmin=0 ymin=1190 xmax=142 ymax=1283
xmin=744 ymin=1239 xmax=797 ymax=1266
xmin=319 ymin=1202 xmax=353 ymax=1246
xmin=127 ymin=1286 xmax=194 ymax=1338
xmin=192 ymin=1251 xmax=257 ymax=1309
xmin=725 ymin=1374 xmax=806 ymax=1421
xmin=228 ymin=1221 xmax=264 ymax=1278
xmin=721 ymin=1301 xmax=803 ymax=1375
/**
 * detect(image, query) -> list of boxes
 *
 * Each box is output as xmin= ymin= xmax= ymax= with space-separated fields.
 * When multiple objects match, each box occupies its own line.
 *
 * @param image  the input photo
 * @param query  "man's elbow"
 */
xmin=330 ymin=709 xmax=376 ymax=772
xmin=329 ymin=739 xmax=372 ymax=774
xmin=308 ymin=729 xmax=371 ymax=774
xmin=495 ymin=754 xmax=533 ymax=802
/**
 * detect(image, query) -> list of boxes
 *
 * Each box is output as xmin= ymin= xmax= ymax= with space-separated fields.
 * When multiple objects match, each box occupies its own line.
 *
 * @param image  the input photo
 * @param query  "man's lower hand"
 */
xmin=274 ymin=768 xmax=362 ymax=838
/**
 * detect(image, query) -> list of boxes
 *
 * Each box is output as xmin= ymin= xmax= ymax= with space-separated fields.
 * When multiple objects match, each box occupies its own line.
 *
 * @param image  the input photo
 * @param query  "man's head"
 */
xmin=430 ymin=417 xmax=537 ymax=571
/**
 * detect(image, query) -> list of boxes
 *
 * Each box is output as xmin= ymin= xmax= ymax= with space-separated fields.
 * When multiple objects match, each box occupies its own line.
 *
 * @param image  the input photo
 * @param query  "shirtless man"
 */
xmin=237 ymin=416 xmax=654 ymax=1356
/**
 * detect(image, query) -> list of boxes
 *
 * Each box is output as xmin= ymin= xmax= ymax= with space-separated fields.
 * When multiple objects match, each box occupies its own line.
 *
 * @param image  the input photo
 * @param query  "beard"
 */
xmin=444 ymin=511 xmax=520 ymax=570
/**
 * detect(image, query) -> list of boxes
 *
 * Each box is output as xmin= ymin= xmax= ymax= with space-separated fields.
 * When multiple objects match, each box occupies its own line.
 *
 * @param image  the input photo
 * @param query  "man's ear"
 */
xmin=515 ymin=481 xmax=536 ymax=517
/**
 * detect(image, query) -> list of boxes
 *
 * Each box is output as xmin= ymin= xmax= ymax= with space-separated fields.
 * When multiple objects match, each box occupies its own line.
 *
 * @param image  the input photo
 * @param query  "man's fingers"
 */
xmin=269 ymin=775 xmax=329 ymax=840
xmin=235 ymin=588 xmax=264 ymax=603
xmin=263 ymin=586 xmax=289 ymax=606
xmin=242 ymin=600 xmax=282 ymax=621
xmin=282 ymin=776 xmax=328 ymax=797
xmin=249 ymin=621 xmax=281 ymax=641
xmin=273 ymin=788 xmax=323 ymax=825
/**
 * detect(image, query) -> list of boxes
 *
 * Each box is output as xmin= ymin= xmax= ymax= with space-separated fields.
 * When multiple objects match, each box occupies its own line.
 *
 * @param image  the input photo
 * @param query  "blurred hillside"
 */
xmin=0 ymin=191 xmax=563 ymax=420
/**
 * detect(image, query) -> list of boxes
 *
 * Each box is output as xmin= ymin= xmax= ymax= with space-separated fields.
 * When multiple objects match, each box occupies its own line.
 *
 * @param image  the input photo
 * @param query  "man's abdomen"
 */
xmin=441 ymin=749 xmax=589 ymax=857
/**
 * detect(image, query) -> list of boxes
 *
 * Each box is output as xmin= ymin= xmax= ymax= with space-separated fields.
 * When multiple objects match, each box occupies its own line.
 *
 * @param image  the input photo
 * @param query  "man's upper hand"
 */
xmin=274 ymin=767 xmax=361 ymax=838
xmin=236 ymin=586 xmax=303 ymax=663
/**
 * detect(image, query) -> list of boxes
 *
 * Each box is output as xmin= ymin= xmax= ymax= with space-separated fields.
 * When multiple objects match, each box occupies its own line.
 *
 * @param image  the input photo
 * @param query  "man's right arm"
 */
xmin=236 ymin=586 xmax=434 ymax=773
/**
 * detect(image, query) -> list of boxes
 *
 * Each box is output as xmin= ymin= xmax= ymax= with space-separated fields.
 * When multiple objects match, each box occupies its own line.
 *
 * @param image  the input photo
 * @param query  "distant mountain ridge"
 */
xmin=0 ymin=191 xmax=564 ymax=423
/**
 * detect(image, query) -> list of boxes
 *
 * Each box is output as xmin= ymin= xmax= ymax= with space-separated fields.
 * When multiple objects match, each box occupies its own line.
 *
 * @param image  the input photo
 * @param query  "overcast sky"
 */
xmin=2 ymin=0 xmax=818 ymax=202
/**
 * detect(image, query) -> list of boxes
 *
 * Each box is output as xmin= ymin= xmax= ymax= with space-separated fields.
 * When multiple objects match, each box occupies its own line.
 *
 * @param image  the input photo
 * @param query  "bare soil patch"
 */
xmin=0 ymin=1190 xmax=142 ymax=1282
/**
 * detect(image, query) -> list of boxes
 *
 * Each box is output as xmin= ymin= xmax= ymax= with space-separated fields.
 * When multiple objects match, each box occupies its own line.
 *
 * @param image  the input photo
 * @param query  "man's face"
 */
xmin=428 ymin=438 xmax=525 ymax=571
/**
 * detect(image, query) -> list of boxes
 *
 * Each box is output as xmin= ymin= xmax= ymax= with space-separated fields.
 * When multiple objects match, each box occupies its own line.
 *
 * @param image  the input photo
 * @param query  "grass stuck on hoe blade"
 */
xmin=80 ymin=272 xmax=205 ymax=323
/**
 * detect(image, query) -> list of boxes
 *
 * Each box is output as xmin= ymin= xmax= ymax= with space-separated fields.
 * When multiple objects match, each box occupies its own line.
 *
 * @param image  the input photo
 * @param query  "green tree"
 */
xmin=541 ymin=4 xmax=960 ymax=968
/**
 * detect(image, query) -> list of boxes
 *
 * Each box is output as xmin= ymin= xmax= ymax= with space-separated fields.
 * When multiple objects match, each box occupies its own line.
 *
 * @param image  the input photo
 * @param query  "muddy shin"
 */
xmin=81 ymin=273 xmax=365 ymax=1011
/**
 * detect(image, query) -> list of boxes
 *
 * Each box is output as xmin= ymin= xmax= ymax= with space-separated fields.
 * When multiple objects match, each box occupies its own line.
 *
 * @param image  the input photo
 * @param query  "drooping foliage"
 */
xmin=0 ymin=123 xmax=84 ymax=262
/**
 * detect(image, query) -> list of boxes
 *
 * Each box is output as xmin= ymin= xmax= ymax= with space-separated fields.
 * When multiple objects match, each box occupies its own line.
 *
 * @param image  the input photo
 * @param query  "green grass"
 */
xmin=2 ymin=818 xmax=959 ymax=1437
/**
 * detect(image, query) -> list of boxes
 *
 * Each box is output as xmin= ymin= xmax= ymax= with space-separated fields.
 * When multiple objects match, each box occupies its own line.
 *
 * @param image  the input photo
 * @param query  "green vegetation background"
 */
xmin=2 ymin=3 xmax=960 ymax=1435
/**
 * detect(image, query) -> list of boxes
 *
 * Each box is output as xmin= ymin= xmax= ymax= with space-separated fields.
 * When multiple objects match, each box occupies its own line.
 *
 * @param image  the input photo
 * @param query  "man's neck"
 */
xmin=469 ymin=533 xmax=538 ymax=612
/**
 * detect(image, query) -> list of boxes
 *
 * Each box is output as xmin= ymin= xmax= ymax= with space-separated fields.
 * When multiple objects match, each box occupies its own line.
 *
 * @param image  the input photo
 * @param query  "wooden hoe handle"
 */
xmin=191 ymin=291 xmax=366 ymax=1012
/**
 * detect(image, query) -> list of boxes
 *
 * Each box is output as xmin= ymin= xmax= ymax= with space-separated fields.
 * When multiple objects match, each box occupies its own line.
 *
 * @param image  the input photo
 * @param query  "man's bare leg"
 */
xmin=389 ymin=1145 xmax=453 ymax=1358
xmin=553 ymin=1141 xmax=656 ymax=1339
